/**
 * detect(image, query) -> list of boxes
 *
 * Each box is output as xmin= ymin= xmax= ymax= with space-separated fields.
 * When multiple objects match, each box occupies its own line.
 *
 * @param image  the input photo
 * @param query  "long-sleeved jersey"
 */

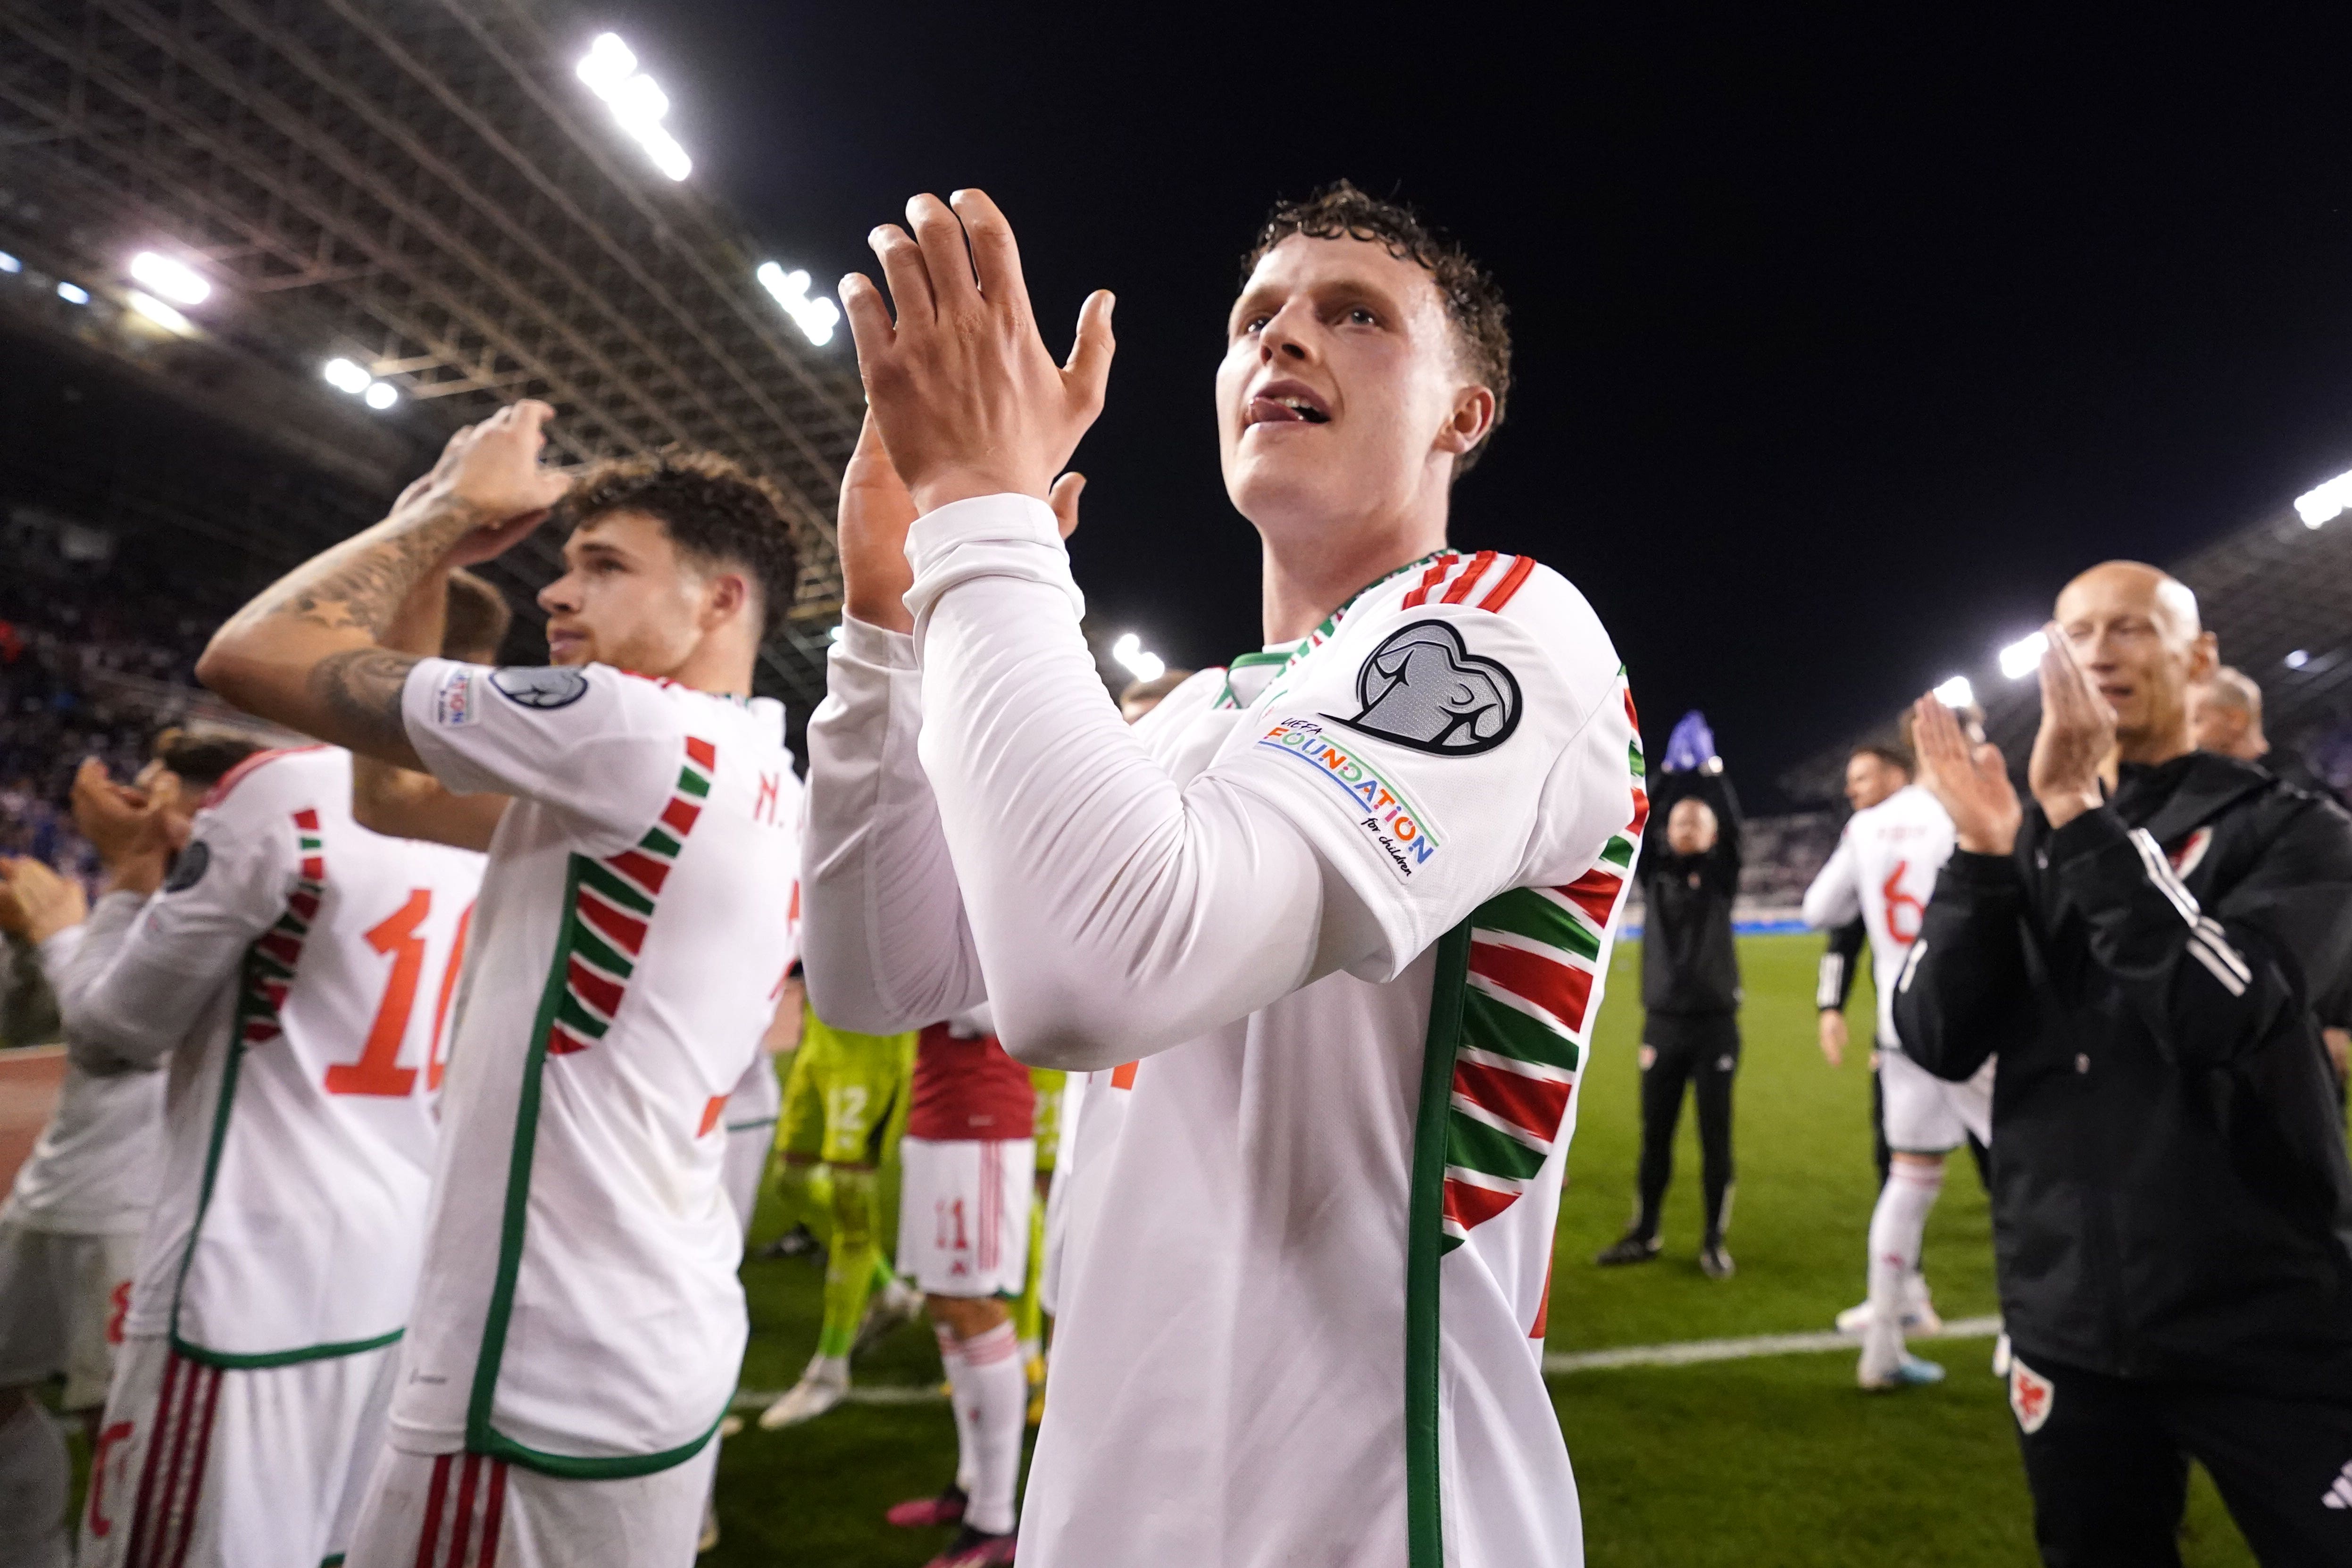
xmin=8 ymin=927 xmax=163 ymax=1236
xmin=803 ymin=495 xmax=1645 ymax=1568
xmin=50 ymin=746 xmax=481 ymax=1360
xmin=389 ymin=660 xmax=799 ymax=1476
xmin=1801 ymin=783 xmax=1955 ymax=1050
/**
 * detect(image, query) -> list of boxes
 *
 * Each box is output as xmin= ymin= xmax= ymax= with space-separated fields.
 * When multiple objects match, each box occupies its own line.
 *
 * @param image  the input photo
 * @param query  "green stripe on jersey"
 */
xmin=1601 ymin=834 xmax=1636 ymax=867
xmin=1460 ymin=989 xmax=1582 ymax=1074
xmin=1474 ymin=888 xmax=1601 ymax=963
xmin=576 ymin=859 xmax=655 ymax=916
xmin=570 ymin=925 xmax=635 ymax=981
xmin=640 ymin=826 xmax=682 ymax=859
xmin=1445 ymin=1109 xmax=1551 ymax=1180
xmin=676 ymin=767 xmax=710 ymax=798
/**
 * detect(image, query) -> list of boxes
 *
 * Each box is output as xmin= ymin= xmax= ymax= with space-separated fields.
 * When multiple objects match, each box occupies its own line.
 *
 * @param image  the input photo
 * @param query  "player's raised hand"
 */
xmin=1049 ymin=472 xmax=1085 ymax=542
xmin=1911 ymin=692 xmax=2022 ymax=856
xmin=0 ymin=855 xmax=88 ymax=943
xmin=841 ymin=189 xmax=1115 ymax=516
xmin=2027 ymin=623 xmax=2113 ymax=830
xmin=401 ymin=402 xmax=572 ymax=566
xmin=837 ymin=411 xmax=920 ymax=634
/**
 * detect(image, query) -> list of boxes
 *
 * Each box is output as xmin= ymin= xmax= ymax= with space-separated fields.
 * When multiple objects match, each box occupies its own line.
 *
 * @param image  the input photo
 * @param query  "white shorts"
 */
xmin=897 ymin=1136 xmax=1033 ymax=1298
xmin=0 ymin=1209 xmax=137 ymax=1409
xmin=344 ymin=1441 xmax=718 ymax=1568
xmin=1880 ymin=1048 xmax=1994 ymax=1154
xmin=79 ymin=1334 xmax=398 ymax=1568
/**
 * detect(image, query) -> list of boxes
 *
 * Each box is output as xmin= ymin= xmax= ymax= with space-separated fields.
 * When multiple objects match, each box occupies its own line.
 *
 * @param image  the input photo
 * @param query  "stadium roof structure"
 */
xmin=1780 ymin=479 xmax=2352 ymax=803
xmin=0 ymin=0 xmax=862 ymax=708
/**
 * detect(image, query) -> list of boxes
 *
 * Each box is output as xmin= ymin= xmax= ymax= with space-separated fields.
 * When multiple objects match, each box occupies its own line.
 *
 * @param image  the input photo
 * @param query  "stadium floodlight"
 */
xmin=0 ymin=252 xmax=20 ymax=273
xmin=125 ymin=290 xmax=192 ymax=334
xmin=55 ymin=281 xmax=89 ymax=305
xmin=1111 ymin=633 xmax=1166 ymax=684
xmin=323 ymin=357 xmax=372 ymax=394
xmin=756 ymin=262 xmax=842 ymax=346
xmin=1999 ymin=630 xmax=2048 ymax=680
xmin=2286 ymin=649 xmax=2311 ymax=670
xmin=363 ymin=381 xmax=399 ymax=410
xmin=2295 ymin=469 xmax=2352 ymax=529
xmin=128 ymin=251 xmax=210 ymax=306
xmin=1933 ymin=675 xmax=1975 ymax=710
xmin=576 ymin=33 xmax=692 ymax=182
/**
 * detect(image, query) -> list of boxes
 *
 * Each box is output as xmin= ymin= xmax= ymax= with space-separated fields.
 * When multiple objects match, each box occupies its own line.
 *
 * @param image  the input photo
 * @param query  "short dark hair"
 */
xmin=552 ymin=450 xmax=797 ymax=633
xmin=153 ymin=726 xmax=264 ymax=789
xmin=1851 ymin=741 xmax=1914 ymax=777
xmin=442 ymin=569 xmax=512 ymax=664
xmin=1243 ymin=181 xmax=1512 ymax=472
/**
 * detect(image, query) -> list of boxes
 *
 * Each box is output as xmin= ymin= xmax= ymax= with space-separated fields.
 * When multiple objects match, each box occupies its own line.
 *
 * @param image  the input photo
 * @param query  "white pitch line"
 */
xmin=1541 ymin=1315 xmax=2002 ymax=1375
xmin=731 ymin=1317 xmax=2007 ymax=1411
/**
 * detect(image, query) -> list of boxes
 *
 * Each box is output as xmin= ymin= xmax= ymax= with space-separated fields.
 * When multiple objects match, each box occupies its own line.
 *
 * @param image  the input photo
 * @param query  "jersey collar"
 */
xmin=1212 ymin=549 xmax=1451 ymax=711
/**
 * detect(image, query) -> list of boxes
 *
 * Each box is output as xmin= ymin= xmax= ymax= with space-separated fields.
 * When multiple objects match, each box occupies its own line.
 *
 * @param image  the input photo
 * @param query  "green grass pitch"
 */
xmin=708 ymin=934 xmax=2257 ymax=1565
xmin=39 ymin=934 xmax=2257 ymax=1564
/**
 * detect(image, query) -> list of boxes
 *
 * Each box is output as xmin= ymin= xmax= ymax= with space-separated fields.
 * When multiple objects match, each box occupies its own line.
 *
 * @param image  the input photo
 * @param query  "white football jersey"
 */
xmin=52 ymin=747 xmax=482 ymax=1359
xmin=1800 ymin=783 xmax=1957 ymax=1049
xmin=392 ymin=660 xmax=800 ymax=1477
xmin=805 ymin=502 xmax=1647 ymax=1568
xmin=10 ymin=928 xmax=165 ymax=1236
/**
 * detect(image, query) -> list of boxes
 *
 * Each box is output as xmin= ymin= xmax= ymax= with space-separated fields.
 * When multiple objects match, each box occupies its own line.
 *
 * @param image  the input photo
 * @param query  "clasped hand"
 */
xmin=1910 ymin=623 xmax=2113 ymax=856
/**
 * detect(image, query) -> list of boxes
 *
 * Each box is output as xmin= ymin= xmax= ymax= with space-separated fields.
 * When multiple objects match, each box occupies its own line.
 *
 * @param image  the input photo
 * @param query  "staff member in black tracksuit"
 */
xmin=1597 ymin=711 xmax=1743 ymax=1280
xmin=1897 ymin=561 xmax=2352 ymax=1568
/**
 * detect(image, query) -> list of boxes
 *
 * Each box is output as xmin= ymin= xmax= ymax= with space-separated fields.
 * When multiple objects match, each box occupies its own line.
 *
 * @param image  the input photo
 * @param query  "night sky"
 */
xmin=631 ymin=3 xmax=2352 ymax=805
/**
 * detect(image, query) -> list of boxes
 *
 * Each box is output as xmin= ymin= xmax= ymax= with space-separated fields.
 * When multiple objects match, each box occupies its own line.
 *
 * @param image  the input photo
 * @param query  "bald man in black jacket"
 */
xmin=1898 ymin=561 xmax=2352 ymax=1568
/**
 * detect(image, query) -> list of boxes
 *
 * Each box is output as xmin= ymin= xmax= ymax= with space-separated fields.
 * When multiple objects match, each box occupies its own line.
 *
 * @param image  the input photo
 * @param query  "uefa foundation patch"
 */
xmin=2009 ymin=1356 xmax=2054 ymax=1434
xmin=433 ymin=664 xmax=482 ymax=727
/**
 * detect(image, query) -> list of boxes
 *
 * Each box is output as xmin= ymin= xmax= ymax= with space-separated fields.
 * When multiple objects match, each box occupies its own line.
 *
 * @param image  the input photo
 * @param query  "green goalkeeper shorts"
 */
xmin=780 ymin=1007 xmax=917 ymax=1169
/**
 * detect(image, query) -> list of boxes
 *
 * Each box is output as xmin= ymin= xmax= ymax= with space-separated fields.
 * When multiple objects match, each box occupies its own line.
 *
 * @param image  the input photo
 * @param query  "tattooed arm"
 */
xmin=349 ymin=568 xmax=513 ymax=851
xmin=197 ymin=402 xmax=569 ymax=768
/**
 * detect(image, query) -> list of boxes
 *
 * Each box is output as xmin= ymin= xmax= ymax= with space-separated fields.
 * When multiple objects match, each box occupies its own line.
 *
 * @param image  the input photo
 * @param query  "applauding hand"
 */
xmin=841 ymin=190 xmax=1115 ymax=517
xmin=2027 ymin=624 xmax=2113 ymax=830
xmin=1911 ymin=692 xmax=2023 ymax=856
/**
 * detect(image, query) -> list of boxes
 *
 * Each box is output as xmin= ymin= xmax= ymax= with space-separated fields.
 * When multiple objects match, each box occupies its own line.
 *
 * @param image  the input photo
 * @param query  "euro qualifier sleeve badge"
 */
xmin=1326 ymin=619 xmax=1522 ymax=757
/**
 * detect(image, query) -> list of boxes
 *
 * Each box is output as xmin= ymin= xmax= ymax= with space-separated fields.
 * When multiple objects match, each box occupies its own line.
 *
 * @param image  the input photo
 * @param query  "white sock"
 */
xmin=947 ymin=1321 xmax=1026 ymax=1535
xmin=0 ymin=1399 xmax=69 ymax=1568
xmin=936 ymin=1326 xmax=978 ymax=1495
xmin=805 ymin=1351 xmax=849 ymax=1387
xmin=1864 ymin=1163 xmax=1943 ymax=1371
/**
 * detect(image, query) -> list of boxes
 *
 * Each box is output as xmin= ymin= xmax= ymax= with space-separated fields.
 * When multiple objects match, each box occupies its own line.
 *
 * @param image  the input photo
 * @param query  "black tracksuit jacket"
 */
xmin=1893 ymin=752 xmax=2352 ymax=1397
xmin=1639 ymin=771 xmax=1743 ymax=1016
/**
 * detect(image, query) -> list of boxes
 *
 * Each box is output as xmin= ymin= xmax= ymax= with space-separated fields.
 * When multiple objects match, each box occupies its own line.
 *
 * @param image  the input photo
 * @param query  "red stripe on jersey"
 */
xmin=1555 ymin=867 xmax=1623 ymax=929
xmin=566 ymin=958 xmax=624 ymax=1020
xmin=1622 ymin=684 xmax=1640 ymax=735
xmin=1442 ymin=1177 xmax=1518 ymax=1233
xmin=1453 ymin=1058 xmax=1573 ymax=1144
xmin=292 ymin=808 xmax=320 ymax=831
xmin=288 ymin=890 xmax=321 ymax=923
xmin=1440 ymin=550 xmax=1498 ymax=605
xmin=259 ymin=980 xmax=291 ymax=1013
xmin=659 ymin=797 xmax=702 ymax=837
xmin=257 ymin=932 xmax=301 ymax=967
xmin=447 ymin=1455 xmax=481 ymax=1568
xmin=1629 ymin=787 xmax=1651 ymax=838
xmin=300 ymin=856 xmax=325 ymax=882
xmin=477 ymin=1460 xmax=508 ymax=1567
xmin=684 ymin=735 xmax=717 ymax=770
xmin=575 ymin=890 xmax=647 ymax=955
xmin=242 ymin=1021 xmax=280 ymax=1045
xmin=124 ymin=1351 xmax=182 ymax=1565
xmin=1469 ymin=939 xmax=1594 ymax=1033
xmin=1478 ymin=554 xmax=1537 ymax=612
xmin=166 ymin=1367 xmax=223 ymax=1568
xmin=1531 ymin=1258 xmax=1553 ymax=1339
xmin=1400 ymin=554 xmax=1460 ymax=609
xmin=1109 ymin=1061 xmax=1138 ymax=1090
xmin=151 ymin=1353 xmax=205 ymax=1568
xmin=606 ymin=849 xmax=672 ymax=897
xmin=545 ymin=1024 xmax=592 ymax=1057
xmin=414 ymin=1453 xmax=452 ymax=1568
xmin=698 ymin=1095 xmax=726 ymax=1137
